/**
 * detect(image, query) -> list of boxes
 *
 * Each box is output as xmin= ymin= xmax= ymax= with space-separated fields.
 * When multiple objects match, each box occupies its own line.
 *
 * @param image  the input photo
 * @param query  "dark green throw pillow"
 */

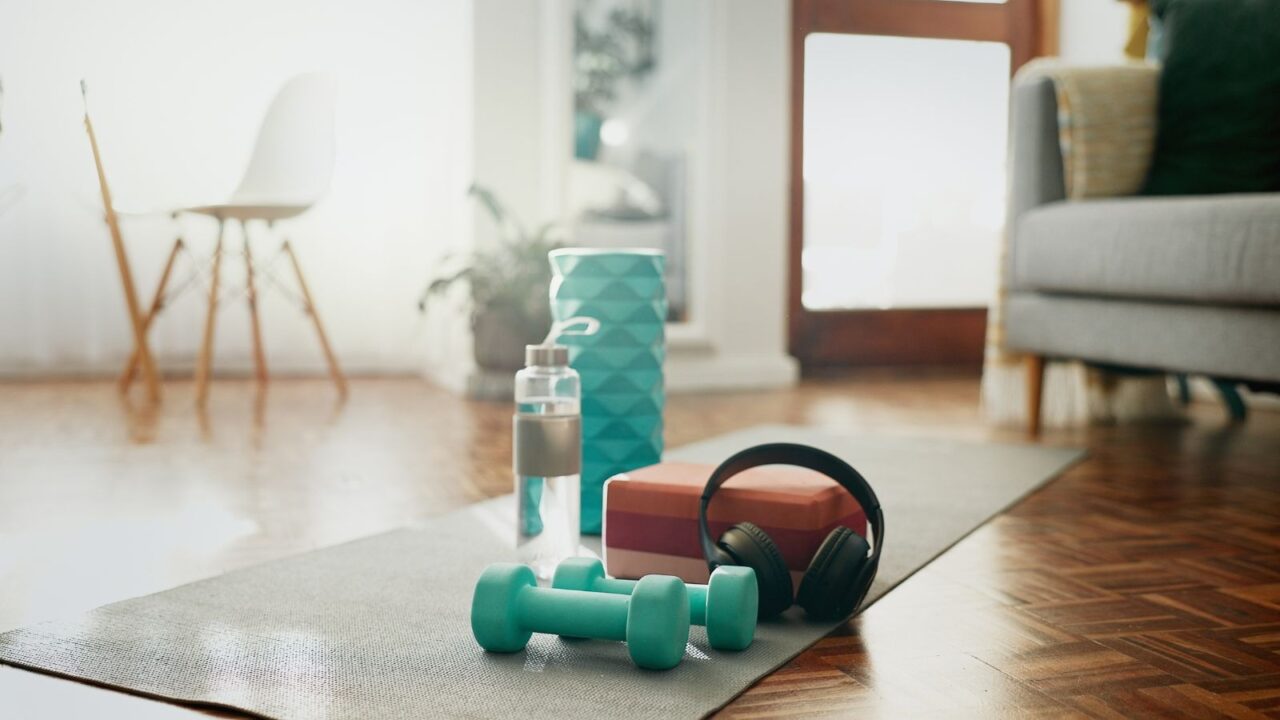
xmin=1142 ymin=0 xmax=1280 ymax=195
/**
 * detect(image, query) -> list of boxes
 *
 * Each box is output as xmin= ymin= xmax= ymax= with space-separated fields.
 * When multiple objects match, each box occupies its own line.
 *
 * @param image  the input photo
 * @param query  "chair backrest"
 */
xmin=229 ymin=72 xmax=336 ymax=208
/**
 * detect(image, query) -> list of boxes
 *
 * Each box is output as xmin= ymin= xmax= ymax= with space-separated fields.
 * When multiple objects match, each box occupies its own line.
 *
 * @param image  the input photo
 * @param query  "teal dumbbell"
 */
xmin=553 ymin=558 xmax=757 ymax=651
xmin=471 ymin=562 xmax=690 ymax=670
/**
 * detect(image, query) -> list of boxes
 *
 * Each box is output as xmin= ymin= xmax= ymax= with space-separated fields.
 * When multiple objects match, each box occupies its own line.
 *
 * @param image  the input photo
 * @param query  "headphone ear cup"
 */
xmin=717 ymin=522 xmax=794 ymax=619
xmin=797 ymin=526 xmax=870 ymax=620
xmin=846 ymin=554 xmax=877 ymax=616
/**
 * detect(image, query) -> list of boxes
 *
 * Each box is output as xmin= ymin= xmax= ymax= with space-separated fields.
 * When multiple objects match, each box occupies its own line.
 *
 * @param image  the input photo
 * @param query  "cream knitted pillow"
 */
xmin=1017 ymin=60 xmax=1160 ymax=199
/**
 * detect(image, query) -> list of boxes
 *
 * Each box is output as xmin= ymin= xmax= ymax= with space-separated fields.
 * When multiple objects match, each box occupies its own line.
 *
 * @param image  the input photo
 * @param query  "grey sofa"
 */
xmin=1004 ymin=73 xmax=1280 ymax=432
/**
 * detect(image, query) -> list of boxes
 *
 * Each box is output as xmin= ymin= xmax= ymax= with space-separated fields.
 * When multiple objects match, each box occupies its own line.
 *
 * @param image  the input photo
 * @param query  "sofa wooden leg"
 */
xmin=1026 ymin=354 xmax=1045 ymax=437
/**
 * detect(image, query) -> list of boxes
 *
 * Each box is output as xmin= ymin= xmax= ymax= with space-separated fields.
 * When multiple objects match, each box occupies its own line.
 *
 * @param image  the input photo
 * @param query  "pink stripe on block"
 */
xmin=603 ymin=546 xmax=806 ymax=595
xmin=603 ymin=509 xmax=867 ymax=570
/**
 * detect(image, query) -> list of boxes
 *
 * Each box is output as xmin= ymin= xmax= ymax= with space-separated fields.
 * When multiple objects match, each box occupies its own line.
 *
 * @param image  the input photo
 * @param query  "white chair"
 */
xmin=123 ymin=73 xmax=347 ymax=404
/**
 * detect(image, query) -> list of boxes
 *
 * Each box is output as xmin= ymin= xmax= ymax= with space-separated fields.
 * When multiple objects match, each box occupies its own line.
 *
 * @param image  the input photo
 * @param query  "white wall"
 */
xmin=693 ymin=0 xmax=796 ymax=390
xmin=0 ymin=0 xmax=472 ymax=377
xmin=421 ymin=0 xmax=570 ymax=394
xmin=1058 ymin=0 xmax=1131 ymax=63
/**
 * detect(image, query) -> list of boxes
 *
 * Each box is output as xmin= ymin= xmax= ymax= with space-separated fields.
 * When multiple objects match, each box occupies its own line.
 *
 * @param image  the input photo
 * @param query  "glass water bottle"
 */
xmin=513 ymin=343 xmax=581 ymax=579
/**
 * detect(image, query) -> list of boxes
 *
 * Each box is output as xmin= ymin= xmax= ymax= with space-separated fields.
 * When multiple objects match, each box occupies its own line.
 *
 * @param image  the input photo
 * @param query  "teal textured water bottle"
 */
xmin=549 ymin=248 xmax=665 ymax=535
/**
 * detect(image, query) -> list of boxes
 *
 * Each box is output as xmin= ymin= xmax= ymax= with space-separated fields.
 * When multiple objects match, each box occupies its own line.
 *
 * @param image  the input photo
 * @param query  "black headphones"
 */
xmin=698 ymin=443 xmax=884 ymax=620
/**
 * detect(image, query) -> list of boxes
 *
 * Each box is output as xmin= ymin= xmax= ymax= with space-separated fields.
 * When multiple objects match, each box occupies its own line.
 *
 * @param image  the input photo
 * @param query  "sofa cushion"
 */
xmin=1012 ymin=193 xmax=1280 ymax=306
xmin=1005 ymin=294 xmax=1280 ymax=383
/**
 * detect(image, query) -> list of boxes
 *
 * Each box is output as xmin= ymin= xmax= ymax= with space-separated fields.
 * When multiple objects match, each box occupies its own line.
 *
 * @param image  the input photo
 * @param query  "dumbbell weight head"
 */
xmin=471 ymin=563 xmax=690 ymax=670
xmin=551 ymin=556 xmax=609 ymax=592
xmin=471 ymin=563 xmax=538 ymax=653
xmin=626 ymin=575 xmax=690 ymax=670
xmin=704 ymin=566 xmax=757 ymax=651
xmin=553 ymin=558 xmax=757 ymax=651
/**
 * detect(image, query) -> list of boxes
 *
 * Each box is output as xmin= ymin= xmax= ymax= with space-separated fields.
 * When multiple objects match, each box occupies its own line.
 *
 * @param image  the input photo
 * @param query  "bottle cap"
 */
xmin=526 ymin=344 xmax=568 ymax=367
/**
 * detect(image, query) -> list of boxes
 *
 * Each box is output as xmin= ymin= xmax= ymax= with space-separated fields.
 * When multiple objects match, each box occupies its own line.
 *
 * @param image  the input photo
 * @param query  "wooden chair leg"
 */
xmin=282 ymin=239 xmax=347 ymax=397
xmin=242 ymin=222 xmax=268 ymax=385
xmin=120 ymin=237 xmax=183 ymax=392
xmin=85 ymin=106 xmax=161 ymax=403
xmin=1026 ymin=354 xmax=1045 ymax=437
xmin=194 ymin=220 xmax=225 ymax=407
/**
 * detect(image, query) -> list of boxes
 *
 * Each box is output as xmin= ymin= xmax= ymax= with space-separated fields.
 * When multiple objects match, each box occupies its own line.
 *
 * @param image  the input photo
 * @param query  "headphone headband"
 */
xmin=698 ymin=442 xmax=883 ymax=575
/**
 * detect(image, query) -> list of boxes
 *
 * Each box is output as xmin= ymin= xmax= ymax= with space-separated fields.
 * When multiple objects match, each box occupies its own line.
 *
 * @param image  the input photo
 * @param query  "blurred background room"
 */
xmin=1 ymin=0 xmax=1278 ymax=716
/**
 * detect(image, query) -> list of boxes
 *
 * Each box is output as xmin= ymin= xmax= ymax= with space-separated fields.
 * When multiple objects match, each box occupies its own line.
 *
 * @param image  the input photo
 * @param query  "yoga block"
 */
xmin=603 ymin=462 xmax=867 ymax=590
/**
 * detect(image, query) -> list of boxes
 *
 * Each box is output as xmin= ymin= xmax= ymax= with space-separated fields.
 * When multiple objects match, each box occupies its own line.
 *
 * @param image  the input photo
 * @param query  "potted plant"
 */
xmin=419 ymin=185 xmax=562 ymax=372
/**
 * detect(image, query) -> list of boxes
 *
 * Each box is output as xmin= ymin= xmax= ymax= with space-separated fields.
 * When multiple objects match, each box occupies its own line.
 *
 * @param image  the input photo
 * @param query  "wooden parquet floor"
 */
xmin=725 ymin=404 xmax=1280 ymax=717
xmin=0 ymin=374 xmax=1277 ymax=718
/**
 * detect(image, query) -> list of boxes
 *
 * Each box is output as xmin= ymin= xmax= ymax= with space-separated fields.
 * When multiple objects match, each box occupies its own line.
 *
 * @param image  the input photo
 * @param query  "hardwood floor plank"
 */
xmin=975 ymin=640 xmax=1181 ymax=697
xmin=960 ymin=568 xmax=1119 ymax=605
xmin=1064 ymin=683 xmax=1271 ymax=720
xmin=1174 ymin=555 xmax=1280 ymax=589
xmin=1020 ymin=597 xmax=1216 ymax=638
xmin=1196 ymin=674 xmax=1280 ymax=715
xmin=1210 ymin=625 xmax=1280 ymax=654
xmin=1144 ymin=590 xmax=1280 ymax=628
xmin=1098 ymin=630 xmax=1280 ymax=682
xmin=1063 ymin=561 xmax=1215 ymax=596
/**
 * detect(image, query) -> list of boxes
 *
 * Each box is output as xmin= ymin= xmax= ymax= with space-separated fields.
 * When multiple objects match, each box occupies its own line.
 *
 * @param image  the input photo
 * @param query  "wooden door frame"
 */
xmin=788 ymin=0 xmax=1055 ymax=367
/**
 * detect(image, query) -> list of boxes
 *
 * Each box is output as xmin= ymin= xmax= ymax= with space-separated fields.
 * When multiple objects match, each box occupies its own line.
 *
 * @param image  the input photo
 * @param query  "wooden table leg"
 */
xmin=194 ymin=220 xmax=225 ymax=407
xmin=242 ymin=222 xmax=268 ymax=385
xmin=282 ymin=239 xmax=346 ymax=397
xmin=119 ymin=237 xmax=183 ymax=392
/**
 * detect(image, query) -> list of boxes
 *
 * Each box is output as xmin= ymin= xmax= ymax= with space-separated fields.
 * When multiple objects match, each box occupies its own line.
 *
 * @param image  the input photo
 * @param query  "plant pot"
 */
xmin=472 ymin=310 xmax=546 ymax=372
xmin=574 ymin=110 xmax=604 ymax=160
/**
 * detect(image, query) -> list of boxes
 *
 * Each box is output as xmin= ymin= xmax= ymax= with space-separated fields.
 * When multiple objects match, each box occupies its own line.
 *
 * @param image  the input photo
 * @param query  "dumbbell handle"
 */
xmin=588 ymin=576 xmax=710 ymax=625
xmin=518 ymin=585 xmax=629 ymax=641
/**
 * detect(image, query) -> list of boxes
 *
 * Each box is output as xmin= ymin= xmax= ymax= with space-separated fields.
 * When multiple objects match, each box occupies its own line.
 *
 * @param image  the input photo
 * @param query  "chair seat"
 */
xmin=1012 ymin=193 xmax=1280 ymax=306
xmin=182 ymin=202 xmax=311 ymax=222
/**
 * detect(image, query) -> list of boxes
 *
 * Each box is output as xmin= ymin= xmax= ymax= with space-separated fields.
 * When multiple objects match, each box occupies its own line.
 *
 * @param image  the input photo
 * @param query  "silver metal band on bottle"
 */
xmin=513 ymin=414 xmax=582 ymax=477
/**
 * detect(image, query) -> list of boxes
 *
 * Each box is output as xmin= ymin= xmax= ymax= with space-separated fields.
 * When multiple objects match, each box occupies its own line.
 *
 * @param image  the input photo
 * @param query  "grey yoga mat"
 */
xmin=0 ymin=425 xmax=1082 ymax=719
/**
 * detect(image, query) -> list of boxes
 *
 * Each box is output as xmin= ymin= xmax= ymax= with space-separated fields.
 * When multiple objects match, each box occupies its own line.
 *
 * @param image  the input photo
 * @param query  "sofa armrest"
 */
xmin=1007 ymin=64 xmax=1160 ymax=291
xmin=1008 ymin=72 xmax=1066 ymax=226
